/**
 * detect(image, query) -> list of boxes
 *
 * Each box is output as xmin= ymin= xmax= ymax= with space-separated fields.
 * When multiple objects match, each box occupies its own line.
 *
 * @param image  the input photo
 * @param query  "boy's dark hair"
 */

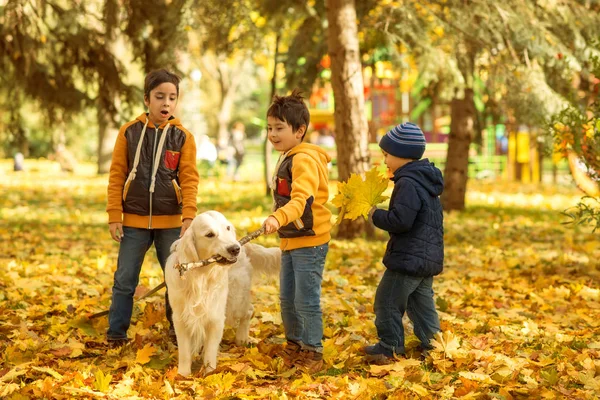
xmin=267 ymin=88 xmax=310 ymax=139
xmin=144 ymin=69 xmax=181 ymax=100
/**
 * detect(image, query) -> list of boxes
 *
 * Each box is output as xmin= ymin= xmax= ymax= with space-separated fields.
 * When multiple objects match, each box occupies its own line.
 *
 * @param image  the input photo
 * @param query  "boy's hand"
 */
xmin=180 ymin=218 xmax=192 ymax=237
xmin=109 ymin=222 xmax=123 ymax=242
xmin=368 ymin=206 xmax=377 ymax=221
xmin=262 ymin=216 xmax=280 ymax=235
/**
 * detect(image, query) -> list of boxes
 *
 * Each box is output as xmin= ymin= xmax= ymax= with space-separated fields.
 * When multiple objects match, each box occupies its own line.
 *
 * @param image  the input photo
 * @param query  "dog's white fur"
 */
xmin=165 ymin=211 xmax=281 ymax=376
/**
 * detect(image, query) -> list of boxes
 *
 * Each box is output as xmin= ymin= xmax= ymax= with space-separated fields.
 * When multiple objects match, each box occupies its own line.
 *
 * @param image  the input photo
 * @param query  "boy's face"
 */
xmin=267 ymin=116 xmax=305 ymax=152
xmin=382 ymin=150 xmax=411 ymax=174
xmin=144 ymin=82 xmax=178 ymax=127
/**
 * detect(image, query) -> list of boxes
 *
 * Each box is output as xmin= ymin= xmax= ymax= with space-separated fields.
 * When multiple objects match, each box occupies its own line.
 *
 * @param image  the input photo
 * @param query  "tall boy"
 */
xmin=262 ymin=90 xmax=332 ymax=373
xmin=106 ymin=69 xmax=199 ymax=346
xmin=364 ymin=122 xmax=444 ymax=363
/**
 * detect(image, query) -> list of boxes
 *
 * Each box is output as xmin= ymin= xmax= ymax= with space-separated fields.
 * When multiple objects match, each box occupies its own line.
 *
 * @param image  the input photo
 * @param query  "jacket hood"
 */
xmin=136 ymin=112 xmax=183 ymax=129
xmin=288 ymin=142 xmax=332 ymax=164
xmin=393 ymin=159 xmax=444 ymax=197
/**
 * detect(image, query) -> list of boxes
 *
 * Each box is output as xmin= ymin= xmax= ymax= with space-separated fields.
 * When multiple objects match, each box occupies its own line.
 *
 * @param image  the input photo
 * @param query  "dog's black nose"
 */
xmin=227 ymin=244 xmax=241 ymax=256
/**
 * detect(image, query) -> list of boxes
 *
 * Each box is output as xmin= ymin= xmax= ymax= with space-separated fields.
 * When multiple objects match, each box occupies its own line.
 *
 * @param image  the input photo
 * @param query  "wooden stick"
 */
xmin=88 ymin=282 xmax=167 ymax=319
xmin=173 ymin=227 xmax=265 ymax=277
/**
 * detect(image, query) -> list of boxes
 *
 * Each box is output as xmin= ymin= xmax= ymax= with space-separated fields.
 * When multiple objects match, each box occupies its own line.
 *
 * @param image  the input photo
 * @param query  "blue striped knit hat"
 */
xmin=379 ymin=122 xmax=426 ymax=159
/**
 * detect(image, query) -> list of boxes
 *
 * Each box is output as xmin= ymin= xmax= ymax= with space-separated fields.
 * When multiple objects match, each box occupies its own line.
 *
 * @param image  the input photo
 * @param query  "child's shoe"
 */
xmin=417 ymin=345 xmax=432 ymax=361
xmin=363 ymin=343 xmax=399 ymax=364
xmin=107 ymin=337 xmax=130 ymax=349
xmin=277 ymin=341 xmax=303 ymax=366
xmin=294 ymin=349 xmax=324 ymax=373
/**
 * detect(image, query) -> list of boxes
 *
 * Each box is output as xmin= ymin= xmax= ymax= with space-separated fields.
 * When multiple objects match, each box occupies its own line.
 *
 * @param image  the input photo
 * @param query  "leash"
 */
xmin=88 ymin=283 xmax=166 ymax=319
xmin=88 ymin=226 xmax=266 ymax=319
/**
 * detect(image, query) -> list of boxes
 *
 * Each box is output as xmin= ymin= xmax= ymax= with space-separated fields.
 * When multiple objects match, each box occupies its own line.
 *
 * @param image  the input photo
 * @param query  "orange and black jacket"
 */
xmin=106 ymin=113 xmax=199 ymax=229
xmin=272 ymin=143 xmax=332 ymax=251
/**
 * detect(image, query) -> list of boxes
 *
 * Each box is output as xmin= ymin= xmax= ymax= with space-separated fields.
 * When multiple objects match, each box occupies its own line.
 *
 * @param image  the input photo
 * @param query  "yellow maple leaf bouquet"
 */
xmin=331 ymin=166 xmax=389 ymax=224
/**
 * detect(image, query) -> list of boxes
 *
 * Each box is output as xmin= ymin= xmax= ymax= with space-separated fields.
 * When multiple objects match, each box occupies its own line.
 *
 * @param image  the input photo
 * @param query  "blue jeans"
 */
xmin=374 ymin=270 xmax=440 ymax=355
xmin=107 ymin=226 xmax=180 ymax=340
xmin=280 ymin=243 xmax=328 ymax=352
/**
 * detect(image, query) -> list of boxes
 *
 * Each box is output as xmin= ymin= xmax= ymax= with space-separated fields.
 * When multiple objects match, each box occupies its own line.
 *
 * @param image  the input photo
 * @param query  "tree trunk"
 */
xmin=442 ymin=88 xmax=475 ymax=211
xmin=9 ymin=106 xmax=29 ymax=157
xmin=264 ymin=32 xmax=280 ymax=196
xmin=17 ymin=130 xmax=28 ymax=157
xmin=326 ymin=0 xmax=370 ymax=239
xmin=216 ymin=95 xmax=234 ymax=151
xmin=97 ymin=97 xmax=119 ymax=174
xmin=14 ymin=124 xmax=28 ymax=157
xmin=216 ymin=71 xmax=233 ymax=150
xmin=216 ymin=58 xmax=243 ymax=152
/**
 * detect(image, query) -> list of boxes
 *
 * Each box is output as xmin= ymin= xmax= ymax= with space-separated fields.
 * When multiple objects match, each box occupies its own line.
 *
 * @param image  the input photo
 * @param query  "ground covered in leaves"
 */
xmin=1 ymin=160 xmax=599 ymax=399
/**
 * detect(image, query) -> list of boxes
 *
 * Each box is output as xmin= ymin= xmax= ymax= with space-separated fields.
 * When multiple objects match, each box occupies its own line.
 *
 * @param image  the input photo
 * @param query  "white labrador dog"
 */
xmin=165 ymin=211 xmax=280 ymax=376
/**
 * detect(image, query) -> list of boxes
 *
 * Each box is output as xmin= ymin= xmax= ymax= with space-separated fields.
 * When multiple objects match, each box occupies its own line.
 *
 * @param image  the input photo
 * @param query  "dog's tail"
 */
xmin=245 ymin=243 xmax=281 ymax=277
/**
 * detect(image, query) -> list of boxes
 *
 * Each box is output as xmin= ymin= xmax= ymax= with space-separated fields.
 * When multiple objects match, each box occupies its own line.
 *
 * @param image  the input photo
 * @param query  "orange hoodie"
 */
xmin=271 ymin=143 xmax=332 ymax=250
xmin=106 ymin=113 xmax=199 ymax=229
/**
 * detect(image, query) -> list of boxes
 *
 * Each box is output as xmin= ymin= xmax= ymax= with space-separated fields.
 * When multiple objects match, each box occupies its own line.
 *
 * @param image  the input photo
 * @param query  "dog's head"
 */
xmin=174 ymin=211 xmax=241 ymax=264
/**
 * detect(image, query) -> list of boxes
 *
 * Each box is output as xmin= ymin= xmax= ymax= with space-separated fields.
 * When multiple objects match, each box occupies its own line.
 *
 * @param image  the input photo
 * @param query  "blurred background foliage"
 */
xmin=0 ymin=0 xmax=598 ymax=224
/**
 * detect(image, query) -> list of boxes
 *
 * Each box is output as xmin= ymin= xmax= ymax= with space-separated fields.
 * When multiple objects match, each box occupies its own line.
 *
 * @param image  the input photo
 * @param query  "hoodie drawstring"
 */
xmin=149 ymin=122 xmax=170 ymax=193
xmin=123 ymin=119 xmax=149 ymax=197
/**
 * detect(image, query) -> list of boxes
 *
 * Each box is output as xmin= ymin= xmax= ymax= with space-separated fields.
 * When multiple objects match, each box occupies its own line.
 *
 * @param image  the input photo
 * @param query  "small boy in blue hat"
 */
xmin=364 ymin=122 xmax=444 ymax=363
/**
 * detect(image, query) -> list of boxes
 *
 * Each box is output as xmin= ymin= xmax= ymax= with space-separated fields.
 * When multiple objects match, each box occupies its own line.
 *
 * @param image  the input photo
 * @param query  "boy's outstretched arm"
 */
xmin=372 ymin=181 xmax=421 ymax=233
xmin=178 ymin=128 xmax=200 ymax=222
xmin=107 ymin=126 xmax=128 ymax=228
xmin=262 ymin=216 xmax=280 ymax=235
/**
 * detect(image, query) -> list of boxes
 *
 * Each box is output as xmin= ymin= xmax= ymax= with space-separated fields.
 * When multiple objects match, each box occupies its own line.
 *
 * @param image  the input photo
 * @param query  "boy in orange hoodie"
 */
xmin=106 ymin=69 xmax=199 ymax=346
xmin=262 ymin=90 xmax=332 ymax=373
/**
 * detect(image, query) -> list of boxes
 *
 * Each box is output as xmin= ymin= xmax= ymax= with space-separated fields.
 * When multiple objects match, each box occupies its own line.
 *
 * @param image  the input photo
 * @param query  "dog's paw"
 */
xmin=203 ymin=364 xmax=215 ymax=375
xmin=178 ymin=368 xmax=192 ymax=377
xmin=235 ymin=331 xmax=250 ymax=346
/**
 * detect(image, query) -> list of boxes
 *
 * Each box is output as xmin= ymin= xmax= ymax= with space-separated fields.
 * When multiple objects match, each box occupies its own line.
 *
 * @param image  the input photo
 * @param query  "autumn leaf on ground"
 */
xmin=2 ymin=163 xmax=600 ymax=399
xmin=458 ymin=371 xmax=495 ymax=384
xmin=332 ymin=167 xmax=389 ymax=223
xmin=94 ymin=369 xmax=112 ymax=393
xmin=431 ymin=331 xmax=463 ymax=359
xmin=454 ymin=377 xmax=480 ymax=397
xmin=31 ymin=366 xmax=63 ymax=380
xmin=135 ymin=344 xmax=157 ymax=364
xmin=142 ymin=303 xmax=163 ymax=328
xmin=145 ymin=355 xmax=173 ymax=370
xmin=540 ymin=367 xmax=559 ymax=386
xmin=579 ymin=371 xmax=600 ymax=391
xmin=408 ymin=383 xmax=430 ymax=397
xmin=204 ymin=372 xmax=237 ymax=392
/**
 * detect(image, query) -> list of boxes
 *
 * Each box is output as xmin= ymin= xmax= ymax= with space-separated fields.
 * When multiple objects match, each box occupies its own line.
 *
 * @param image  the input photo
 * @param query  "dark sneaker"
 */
xmin=417 ymin=345 xmax=431 ymax=361
xmin=168 ymin=327 xmax=178 ymax=346
xmin=363 ymin=343 xmax=399 ymax=364
xmin=295 ymin=349 xmax=324 ymax=373
xmin=277 ymin=341 xmax=302 ymax=366
xmin=107 ymin=337 xmax=130 ymax=349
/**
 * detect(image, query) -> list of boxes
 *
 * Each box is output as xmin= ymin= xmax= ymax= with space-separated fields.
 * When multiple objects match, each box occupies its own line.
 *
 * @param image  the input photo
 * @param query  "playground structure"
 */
xmin=306 ymin=57 xmax=572 ymax=183
xmin=308 ymin=104 xmax=570 ymax=183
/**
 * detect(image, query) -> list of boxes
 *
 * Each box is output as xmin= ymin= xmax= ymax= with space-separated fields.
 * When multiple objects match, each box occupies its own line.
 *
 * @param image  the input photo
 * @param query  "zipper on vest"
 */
xmin=148 ymin=126 xmax=160 ymax=228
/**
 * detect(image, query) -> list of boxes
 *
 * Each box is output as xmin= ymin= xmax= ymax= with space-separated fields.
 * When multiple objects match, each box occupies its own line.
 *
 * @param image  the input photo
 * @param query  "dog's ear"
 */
xmin=178 ymin=229 xmax=199 ymax=262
